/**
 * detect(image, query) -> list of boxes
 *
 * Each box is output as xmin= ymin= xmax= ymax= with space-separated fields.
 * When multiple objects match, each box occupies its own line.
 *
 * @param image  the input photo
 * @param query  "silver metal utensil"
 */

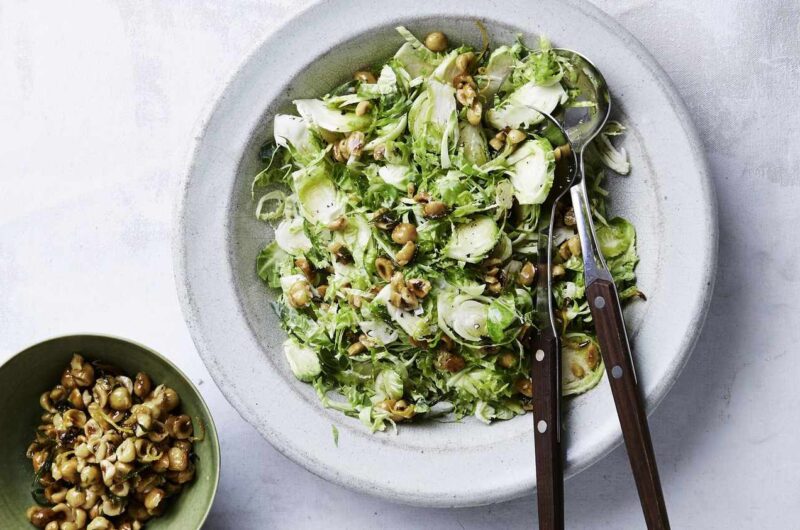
xmin=527 ymin=113 xmax=577 ymax=530
xmin=554 ymin=48 xmax=671 ymax=530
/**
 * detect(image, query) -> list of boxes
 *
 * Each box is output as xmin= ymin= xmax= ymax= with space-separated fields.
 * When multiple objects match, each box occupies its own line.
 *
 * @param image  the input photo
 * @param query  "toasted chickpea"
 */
xmin=375 ymin=257 xmax=394 ymax=282
xmin=391 ymin=222 xmax=417 ymax=244
xmin=518 ymin=262 xmax=536 ymax=286
xmin=287 ymin=280 xmax=312 ymax=308
xmin=66 ymin=488 xmax=86 ymax=508
xmin=466 ymin=102 xmax=482 ymax=125
xmin=355 ymin=100 xmax=372 ymax=116
xmin=132 ymin=373 xmax=151 ymax=400
xmin=455 ymin=51 xmax=475 ymax=72
xmin=552 ymin=264 xmax=566 ymax=279
xmin=422 ymin=201 xmax=448 ymax=218
xmin=497 ymin=352 xmax=517 ymax=368
xmin=424 ymin=31 xmax=448 ymax=52
xmin=395 ymin=241 xmax=416 ymax=266
xmin=109 ymin=386 xmax=132 ymax=411
xmin=353 ymin=70 xmax=376 ymax=83
xmin=44 ymin=521 xmax=58 ymax=530
xmin=515 ymin=378 xmax=533 ymax=397
xmin=168 ymin=447 xmax=188 ymax=472
xmin=507 ymin=129 xmax=526 ymax=145
xmin=567 ymin=235 xmax=582 ymax=257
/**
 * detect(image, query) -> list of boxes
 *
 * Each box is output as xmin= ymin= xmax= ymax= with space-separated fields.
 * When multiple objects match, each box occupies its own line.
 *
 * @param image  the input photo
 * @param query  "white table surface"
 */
xmin=2 ymin=1 xmax=798 ymax=528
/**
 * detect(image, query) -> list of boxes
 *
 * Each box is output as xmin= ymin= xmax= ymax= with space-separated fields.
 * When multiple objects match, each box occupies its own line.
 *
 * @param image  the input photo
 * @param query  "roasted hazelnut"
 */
xmin=355 ymin=100 xmax=372 ymax=116
xmin=424 ymin=31 xmax=448 ymax=52
xmin=353 ymin=70 xmax=377 ymax=83
xmin=563 ymin=207 xmax=577 ymax=227
xmin=507 ymin=129 xmax=526 ymax=144
xmin=455 ymin=52 xmax=475 ymax=72
xmin=406 ymin=278 xmax=431 ymax=298
xmin=515 ymin=378 xmax=533 ymax=397
xmin=422 ymin=201 xmax=448 ymax=218
xmin=371 ymin=208 xmax=398 ymax=231
xmin=391 ymin=223 xmax=417 ymax=244
xmin=567 ymin=235 xmax=582 ymax=257
xmin=437 ymin=351 xmax=466 ymax=373
xmin=375 ymin=257 xmax=394 ymax=282
xmin=497 ymin=352 xmax=517 ymax=368
xmin=109 ymin=386 xmax=132 ymax=411
xmin=395 ymin=241 xmax=416 ymax=266
xmin=327 ymin=216 xmax=348 ymax=231
xmin=466 ymin=102 xmax=482 ymax=125
xmin=287 ymin=280 xmax=312 ymax=308
xmin=518 ymin=262 xmax=536 ymax=286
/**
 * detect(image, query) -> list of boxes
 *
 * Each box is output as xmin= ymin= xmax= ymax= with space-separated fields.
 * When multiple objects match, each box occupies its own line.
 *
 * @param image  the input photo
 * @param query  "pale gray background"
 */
xmin=1 ymin=1 xmax=797 ymax=528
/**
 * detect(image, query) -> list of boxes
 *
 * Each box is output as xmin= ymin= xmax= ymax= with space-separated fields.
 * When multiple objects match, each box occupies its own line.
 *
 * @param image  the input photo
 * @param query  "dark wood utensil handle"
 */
xmin=586 ymin=278 xmax=670 ymax=530
xmin=530 ymin=326 xmax=564 ymax=530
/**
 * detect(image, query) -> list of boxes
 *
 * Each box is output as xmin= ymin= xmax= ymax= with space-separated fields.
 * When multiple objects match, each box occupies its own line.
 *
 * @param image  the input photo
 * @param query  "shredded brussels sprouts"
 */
xmin=251 ymin=27 xmax=639 ymax=431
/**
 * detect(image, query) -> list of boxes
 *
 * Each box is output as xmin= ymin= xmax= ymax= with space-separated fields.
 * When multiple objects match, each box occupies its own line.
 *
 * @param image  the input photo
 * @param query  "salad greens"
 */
xmin=252 ymin=27 xmax=641 ymax=432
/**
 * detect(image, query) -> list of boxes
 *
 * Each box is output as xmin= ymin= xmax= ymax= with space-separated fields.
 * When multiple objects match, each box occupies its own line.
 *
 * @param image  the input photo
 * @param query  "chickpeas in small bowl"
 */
xmin=0 ymin=335 xmax=220 ymax=530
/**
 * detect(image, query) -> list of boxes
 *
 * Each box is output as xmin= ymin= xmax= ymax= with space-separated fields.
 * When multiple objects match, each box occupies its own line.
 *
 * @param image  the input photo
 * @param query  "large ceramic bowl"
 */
xmin=0 ymin=335 xmax=220 ymax=528
xmin=174 ymin=0 xmax=717 ymax=507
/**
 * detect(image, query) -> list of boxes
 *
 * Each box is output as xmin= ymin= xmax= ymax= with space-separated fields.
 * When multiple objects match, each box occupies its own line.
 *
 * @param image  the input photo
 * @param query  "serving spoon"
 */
xmin=553 ymin=48 xmax=671 ymax=529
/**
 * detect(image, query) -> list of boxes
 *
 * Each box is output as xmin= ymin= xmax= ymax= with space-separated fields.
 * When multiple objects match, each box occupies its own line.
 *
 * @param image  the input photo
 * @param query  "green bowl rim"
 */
xmin=1 ymin=332 xmax=221 ymax=529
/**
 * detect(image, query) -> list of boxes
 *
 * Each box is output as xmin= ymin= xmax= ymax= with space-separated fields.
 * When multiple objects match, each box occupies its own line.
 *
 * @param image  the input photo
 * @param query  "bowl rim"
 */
xmin=172 ymin=0 xmax=718 ymax=507
xmin=0 ymin=333 xmax=221 ymax=528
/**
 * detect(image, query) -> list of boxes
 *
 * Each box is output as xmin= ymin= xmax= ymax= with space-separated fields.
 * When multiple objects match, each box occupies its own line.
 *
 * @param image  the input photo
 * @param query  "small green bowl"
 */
xmin=0 ymin=334 xmax=220 ymax=529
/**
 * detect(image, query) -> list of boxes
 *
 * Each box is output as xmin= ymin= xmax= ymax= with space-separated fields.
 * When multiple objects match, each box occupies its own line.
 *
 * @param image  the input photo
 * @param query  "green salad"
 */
xmin=252 ymin=27 xmax=641 ymax=432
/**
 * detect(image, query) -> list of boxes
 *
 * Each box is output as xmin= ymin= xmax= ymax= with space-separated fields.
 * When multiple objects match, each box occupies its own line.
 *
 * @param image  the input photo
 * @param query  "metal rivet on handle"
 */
xmin=535 ymin=349 xmax=545 ymax=362
xmin=594 ymin=296 xmax=606 ymax=309
xmin=537 ymin=420 xmax=548 ymax=433
xmin=611 ymin=365 xmax=623 ymax=379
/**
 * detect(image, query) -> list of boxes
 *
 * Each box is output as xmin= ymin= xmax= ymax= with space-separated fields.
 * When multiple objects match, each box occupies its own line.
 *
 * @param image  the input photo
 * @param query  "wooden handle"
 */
xmin=530 ymin=326 xmax=564 ymax=530
xmin=586 ymin=279 xmax=670 ymax=530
